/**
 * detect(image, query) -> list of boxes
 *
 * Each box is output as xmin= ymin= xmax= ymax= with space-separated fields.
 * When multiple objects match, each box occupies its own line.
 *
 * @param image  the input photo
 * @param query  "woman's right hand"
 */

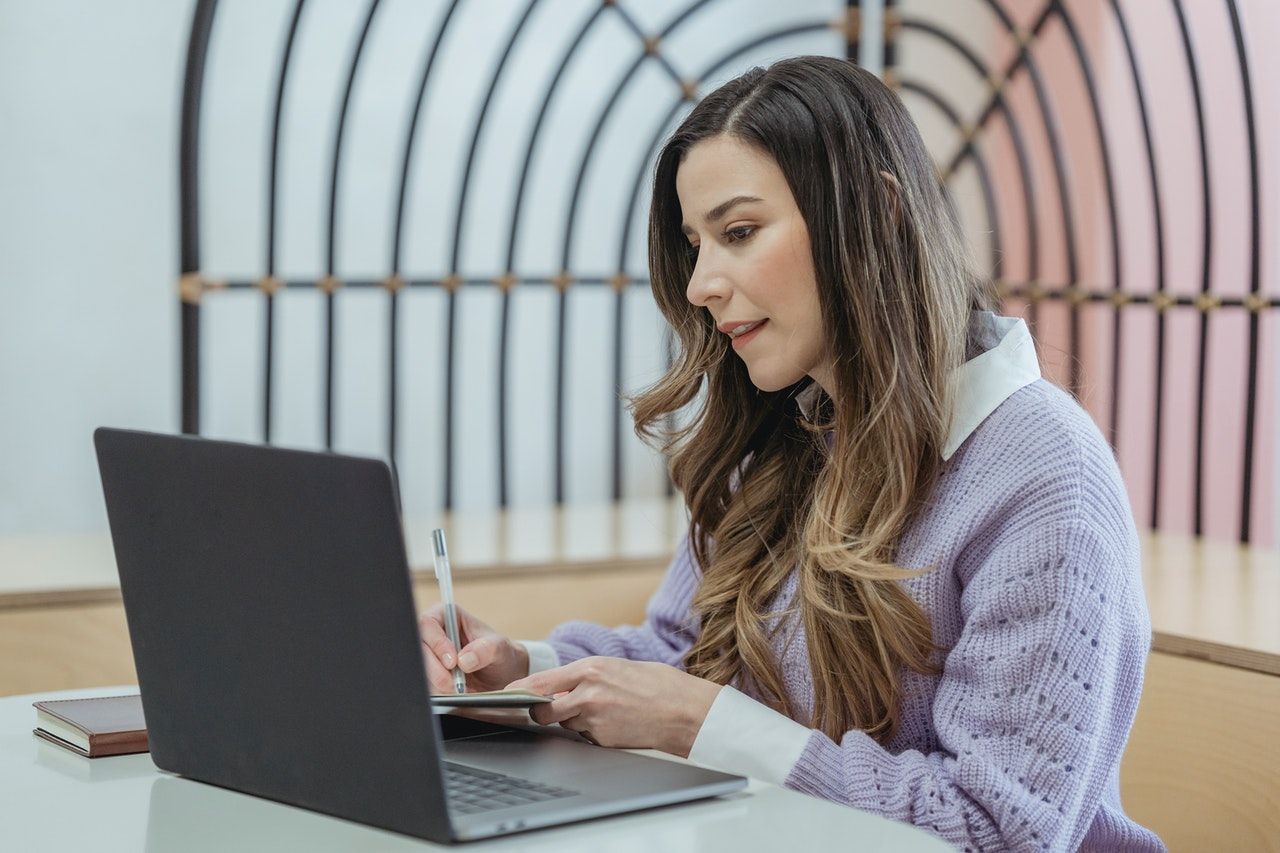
xmin=418 ymin=604 xmax=530 ymax=695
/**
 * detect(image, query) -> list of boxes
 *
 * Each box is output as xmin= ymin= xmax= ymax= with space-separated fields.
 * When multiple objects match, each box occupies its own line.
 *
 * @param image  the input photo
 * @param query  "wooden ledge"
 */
xmin=3 ymin=503 xmax=1276 ymax=677
xmin=1140 ymin=531 xmax=1280 ymax=676
xmin=0 ymin=499 xmax=687 ymax=611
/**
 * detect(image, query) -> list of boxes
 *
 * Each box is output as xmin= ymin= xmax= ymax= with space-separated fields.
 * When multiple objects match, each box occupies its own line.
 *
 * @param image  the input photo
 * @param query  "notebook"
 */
xmin=32 ymin=694 xmax=149 ymax=758
xmin=431 ymin=688 xmax=551 ymax=707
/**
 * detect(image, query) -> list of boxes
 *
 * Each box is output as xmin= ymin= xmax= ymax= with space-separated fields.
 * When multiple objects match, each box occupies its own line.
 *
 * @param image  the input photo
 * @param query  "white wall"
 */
xmin=0 ymin=0 xmax=848 ymax=539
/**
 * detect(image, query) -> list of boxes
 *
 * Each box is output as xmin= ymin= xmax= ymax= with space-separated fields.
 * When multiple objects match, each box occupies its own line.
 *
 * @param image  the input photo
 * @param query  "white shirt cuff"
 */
xmin=518 ymin=640 xmax=560 ymax=676
xmin=687 ymin=685 xmax=813 ymax=786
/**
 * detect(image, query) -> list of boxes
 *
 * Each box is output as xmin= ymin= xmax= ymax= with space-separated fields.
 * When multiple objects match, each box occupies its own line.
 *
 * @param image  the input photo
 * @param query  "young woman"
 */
xmin=420 ymin=56 xmax=1162 ymax=851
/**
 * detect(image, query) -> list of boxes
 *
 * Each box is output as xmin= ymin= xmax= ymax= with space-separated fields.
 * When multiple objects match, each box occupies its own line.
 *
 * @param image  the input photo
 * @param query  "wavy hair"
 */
xmin=631 ymin=56 xmax=994 ymax=744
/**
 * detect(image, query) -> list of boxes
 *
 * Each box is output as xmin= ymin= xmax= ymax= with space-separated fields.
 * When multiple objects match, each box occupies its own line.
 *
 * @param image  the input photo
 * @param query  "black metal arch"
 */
xmin=319 ymin=0 xmax=382 ymax=451
xmin=441 ymin=0 xmax=541 ymax=509
xmin=895 ymin=79 xmax=1002 ymax=279
xmin=388 ymin=0 xmax=463 ymax=466
xmin=178 ymin=0 xmax=1272 ymax=543
xmin=1105 ymin=0 xmax=1168 ymax=530
xmin=261 ymin=0 xmax=306 ymax=444
xmin=896 ymin=17 xmax=1039 ymax=291
xmin=948 ymin=0 xmax=1080 ymax=394
xmin=1168 ymin=0 xmax=1214 ymax=538
xmin=887 ymin=0 xmax=1269 ymax=543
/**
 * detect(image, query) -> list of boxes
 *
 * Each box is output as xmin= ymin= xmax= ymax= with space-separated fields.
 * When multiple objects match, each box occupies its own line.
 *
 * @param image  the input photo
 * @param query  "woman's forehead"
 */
xmin=676 ymin=138 xmax=787 ymax=213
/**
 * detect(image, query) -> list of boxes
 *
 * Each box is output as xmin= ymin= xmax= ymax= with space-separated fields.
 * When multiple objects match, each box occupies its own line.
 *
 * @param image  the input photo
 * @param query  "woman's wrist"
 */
xmin=672 ymin=678 xmax=723 ymax=758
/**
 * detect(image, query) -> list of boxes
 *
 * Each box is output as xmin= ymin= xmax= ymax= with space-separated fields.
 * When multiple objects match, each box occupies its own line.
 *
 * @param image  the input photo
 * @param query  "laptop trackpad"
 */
xmin=444 ymin=729 xmax=640 ymax=784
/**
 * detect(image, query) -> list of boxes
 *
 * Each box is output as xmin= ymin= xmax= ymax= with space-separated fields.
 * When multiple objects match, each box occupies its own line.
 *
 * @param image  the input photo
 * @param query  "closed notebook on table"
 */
xmin=33 ymin=694 xmax=149 ymax=758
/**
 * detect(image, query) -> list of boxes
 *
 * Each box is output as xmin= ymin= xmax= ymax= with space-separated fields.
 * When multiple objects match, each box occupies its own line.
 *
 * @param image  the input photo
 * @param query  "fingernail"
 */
xmin=458 ymin=652 xmax=478 ymax=671
xmin=442 ymin=653 xmax=454 ymax=667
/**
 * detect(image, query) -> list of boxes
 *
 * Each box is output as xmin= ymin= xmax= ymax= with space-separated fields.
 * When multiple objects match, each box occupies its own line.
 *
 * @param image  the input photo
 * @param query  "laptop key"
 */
xmin=443 ymin=762 xmax=579 ymax=814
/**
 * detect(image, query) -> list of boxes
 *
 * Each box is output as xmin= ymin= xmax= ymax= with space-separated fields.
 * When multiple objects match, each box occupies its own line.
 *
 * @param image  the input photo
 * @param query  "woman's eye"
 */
xmin=685 ymin=243 xmax=699 ymax=260
xmin=725 ymin=225 xmax=755 ymax=243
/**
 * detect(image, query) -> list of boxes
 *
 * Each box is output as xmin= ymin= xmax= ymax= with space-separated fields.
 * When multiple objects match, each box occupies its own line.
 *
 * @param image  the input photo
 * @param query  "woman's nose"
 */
xmin=686 ymin=256 xmax=731 ymax=307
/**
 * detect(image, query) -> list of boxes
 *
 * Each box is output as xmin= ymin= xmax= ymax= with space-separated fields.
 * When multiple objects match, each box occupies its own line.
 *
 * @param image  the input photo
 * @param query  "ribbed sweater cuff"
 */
xmin=785 ymin=728 xmax=899 ymax=812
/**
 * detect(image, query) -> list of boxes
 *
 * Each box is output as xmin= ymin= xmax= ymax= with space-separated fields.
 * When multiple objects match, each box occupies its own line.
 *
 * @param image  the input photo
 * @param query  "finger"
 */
xmin=506 ymin=656 xmax=597 ymax=695
xmin=556 ymin=715 xmax=589 ymax=735
xmin=418 ymin=611 xmax=459 ymax=668
xmin=422 ymin=646 xmax=458 ymax=694
xmin=456 ymin=634 xmax=502 ymax=673
xmin=529 ymin=695 xmax=580 ymax=727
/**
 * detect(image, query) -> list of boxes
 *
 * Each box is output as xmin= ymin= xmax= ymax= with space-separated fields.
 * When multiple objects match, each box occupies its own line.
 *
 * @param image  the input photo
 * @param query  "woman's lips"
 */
xmin=730 ymin=319 xmax=767 ymax=350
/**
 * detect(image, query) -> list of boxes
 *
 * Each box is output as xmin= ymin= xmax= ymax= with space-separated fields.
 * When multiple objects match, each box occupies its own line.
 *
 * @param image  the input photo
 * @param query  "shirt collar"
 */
xmin=794 ymin=311 xmax=1041 ymax=460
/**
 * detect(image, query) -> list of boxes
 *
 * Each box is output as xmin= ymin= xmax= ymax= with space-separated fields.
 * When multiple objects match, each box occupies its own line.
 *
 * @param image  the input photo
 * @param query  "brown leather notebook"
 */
xmin=32 ymin=694 xmax=149 ymax=758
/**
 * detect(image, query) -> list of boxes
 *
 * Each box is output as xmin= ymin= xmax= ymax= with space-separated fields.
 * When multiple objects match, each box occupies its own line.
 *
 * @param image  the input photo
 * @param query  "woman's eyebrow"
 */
xmin=680 ymin=195 xmax=764 ymax=235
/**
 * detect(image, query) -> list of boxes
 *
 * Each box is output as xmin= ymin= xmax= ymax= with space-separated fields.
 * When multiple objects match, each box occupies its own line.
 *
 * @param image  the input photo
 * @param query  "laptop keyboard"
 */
xmin=443 ymin=761 xmax=579 ymax=815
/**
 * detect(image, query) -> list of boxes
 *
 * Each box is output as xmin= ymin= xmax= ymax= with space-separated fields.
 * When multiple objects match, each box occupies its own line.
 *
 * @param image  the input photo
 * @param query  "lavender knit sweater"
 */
xmin=546 ymin=379 xmax=1163 ymax=851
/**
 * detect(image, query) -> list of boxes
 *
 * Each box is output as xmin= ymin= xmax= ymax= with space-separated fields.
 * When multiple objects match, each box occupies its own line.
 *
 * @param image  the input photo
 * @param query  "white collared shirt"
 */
xmin=521 ymin=311 xmax=1042 ymax=783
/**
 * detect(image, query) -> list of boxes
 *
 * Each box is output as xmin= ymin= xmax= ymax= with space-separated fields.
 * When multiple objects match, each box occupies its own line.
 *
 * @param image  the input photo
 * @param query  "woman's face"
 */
xmin=676 ymin=134 xmax=830 ymax=394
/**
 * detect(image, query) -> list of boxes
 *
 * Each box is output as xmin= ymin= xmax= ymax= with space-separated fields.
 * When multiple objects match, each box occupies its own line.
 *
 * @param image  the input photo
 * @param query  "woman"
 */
xmin=420 ymin=56 xmax=1162 ymax=851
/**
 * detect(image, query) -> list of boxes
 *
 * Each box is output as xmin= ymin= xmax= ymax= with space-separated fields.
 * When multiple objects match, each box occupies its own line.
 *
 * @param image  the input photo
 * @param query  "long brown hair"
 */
xmin=631 ymin=56 xmax=994 ymax=744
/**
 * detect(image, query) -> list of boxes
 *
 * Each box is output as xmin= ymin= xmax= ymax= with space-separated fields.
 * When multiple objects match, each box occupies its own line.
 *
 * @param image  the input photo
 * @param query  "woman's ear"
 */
xmin=879 ymin=170 xmax=903 ymax=226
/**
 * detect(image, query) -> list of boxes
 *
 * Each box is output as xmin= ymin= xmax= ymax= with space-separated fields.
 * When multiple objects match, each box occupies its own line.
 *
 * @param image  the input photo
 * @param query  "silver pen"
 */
xmin=430 ymin=528 xmax=467 ymax=695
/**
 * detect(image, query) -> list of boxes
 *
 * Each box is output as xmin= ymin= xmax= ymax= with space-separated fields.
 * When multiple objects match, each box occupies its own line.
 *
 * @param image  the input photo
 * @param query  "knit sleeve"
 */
xmin=785 ymin=520 xmax=1154 ymax=852
xmin=544 ymin=531 xmax=701 ymax=668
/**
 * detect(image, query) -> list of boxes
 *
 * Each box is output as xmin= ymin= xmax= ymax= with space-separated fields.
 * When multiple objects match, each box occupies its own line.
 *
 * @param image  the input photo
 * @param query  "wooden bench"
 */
xmin=1122 ymin=532 xmax=1280 ymax=851
xmin=2 ymin=503 xmax=1276 ymax=849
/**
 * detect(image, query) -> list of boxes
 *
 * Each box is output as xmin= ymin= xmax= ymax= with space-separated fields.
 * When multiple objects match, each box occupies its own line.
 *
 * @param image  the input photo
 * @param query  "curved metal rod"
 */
xmin=553 ymin=48 xmax=647 ymax=503
xmin=1106 ymin=0 xmax=1166 ymax=529
xmin=449 ymin=0 xmax=541 ymax=272
xmin=609 ymin=2 xmax=687 ymax=87
xmin=263 ymin=0 xmax=306 ymax=444
xmin=1169 ymin=0 xmax=1213 ymax=536
xmin=897 ymin=18 xmax=1038 ymax=285
xmin=322 ymin=0 xmax=382 ymax=450
xmin=897 ymin=80 xmax=1003 ymax=280
xmin=613 ymin=95 xmax=691 ymax=501
xmin=550 ymin=0 xmax=722 ymax=504
xmin=442 ymin=0 xmax=541 ymax=509
xmin=387 ymin=0 xmax=462 ymax=469
xmin=882 ymin=0 xmax=898 ymax=69
xmin=391 ymin=0 xmax=462 ymax=273
xmin=497 ymin=5 xmax=609 ymax=507
xmin=984 ymin=0 xmax=1078 ymax=382
xmin=179 ymin=0 xmax=218 ymax=435
xmin=1044 ymin=3 xmax=1123 ymax=441
xmin=1225 ymin=0 xmax=1262 ymax=543
xmin=952 ymin=0 xmax=1076 ymax=354
xmin=505 ymin=0 xmax=720 ymax=274
xmin=593 ymin=1 xmax=727 ymax=499
xmin=845 ymin=0 xmax=862 ymax=61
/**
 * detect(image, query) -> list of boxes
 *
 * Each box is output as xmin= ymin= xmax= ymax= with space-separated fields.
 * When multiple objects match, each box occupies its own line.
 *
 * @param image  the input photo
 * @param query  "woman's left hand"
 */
xmin=504 ymin=657 xmax=722 ymax=757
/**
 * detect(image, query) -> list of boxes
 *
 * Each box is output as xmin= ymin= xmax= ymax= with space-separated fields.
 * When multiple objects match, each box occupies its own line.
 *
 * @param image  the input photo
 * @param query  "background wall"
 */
xmin=0 ymin=0 xmax=855 ymax=552
xmin=1 ymin=0 xmax=1276 ymax=558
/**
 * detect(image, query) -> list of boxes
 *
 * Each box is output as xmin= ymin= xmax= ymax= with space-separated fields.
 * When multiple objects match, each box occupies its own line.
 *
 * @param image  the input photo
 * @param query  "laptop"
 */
xmin=93 ymin=427 xmax=746 ymax=844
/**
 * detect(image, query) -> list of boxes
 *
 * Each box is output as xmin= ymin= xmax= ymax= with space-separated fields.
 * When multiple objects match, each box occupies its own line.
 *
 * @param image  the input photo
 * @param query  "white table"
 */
xmin=2 ymin=686 xmax=950 ymax=851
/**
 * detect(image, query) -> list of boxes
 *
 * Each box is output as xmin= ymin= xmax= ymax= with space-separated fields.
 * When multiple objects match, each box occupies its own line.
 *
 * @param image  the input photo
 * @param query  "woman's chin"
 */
xmin=745 ymin=364 xmax=805 ymax=394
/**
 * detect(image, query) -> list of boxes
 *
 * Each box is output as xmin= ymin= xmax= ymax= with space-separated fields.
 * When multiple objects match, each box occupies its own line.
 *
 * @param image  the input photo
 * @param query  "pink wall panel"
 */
xmin=896 ymin=0 xmax=1277 ymax=544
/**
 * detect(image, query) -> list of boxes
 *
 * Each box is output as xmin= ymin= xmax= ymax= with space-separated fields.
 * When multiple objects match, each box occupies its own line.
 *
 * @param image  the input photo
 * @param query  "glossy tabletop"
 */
xmin=2 ymin=686 xmax=950 ymax=852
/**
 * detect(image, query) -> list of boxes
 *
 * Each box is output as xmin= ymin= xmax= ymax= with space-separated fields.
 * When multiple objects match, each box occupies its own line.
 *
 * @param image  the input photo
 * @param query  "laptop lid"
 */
xmin=94 ymin=428 xmax=454 ymax=842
